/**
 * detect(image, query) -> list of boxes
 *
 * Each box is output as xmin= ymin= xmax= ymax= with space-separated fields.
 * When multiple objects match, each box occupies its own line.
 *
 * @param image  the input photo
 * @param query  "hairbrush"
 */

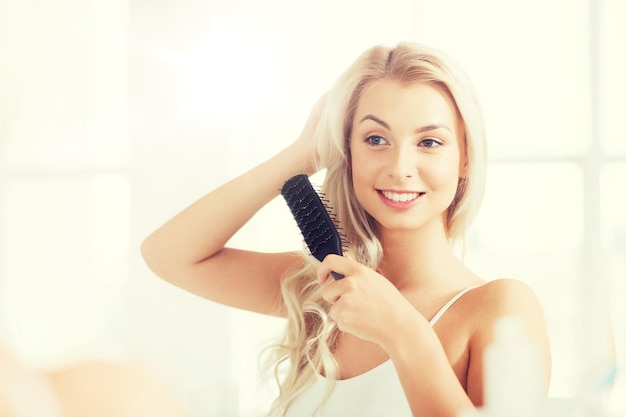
xmin=281 ymin=174 xmax=346 ymax=280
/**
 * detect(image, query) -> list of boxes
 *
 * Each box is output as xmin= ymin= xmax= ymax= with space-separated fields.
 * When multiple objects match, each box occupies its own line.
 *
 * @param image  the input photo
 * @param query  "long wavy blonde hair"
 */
xmin=264 ymin=42 xmax=487 ymax=417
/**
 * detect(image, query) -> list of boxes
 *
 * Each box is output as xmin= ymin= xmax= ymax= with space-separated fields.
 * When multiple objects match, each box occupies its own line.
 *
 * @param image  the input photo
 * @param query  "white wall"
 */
xmin=1 ymin=0 xmax=624 ymax=415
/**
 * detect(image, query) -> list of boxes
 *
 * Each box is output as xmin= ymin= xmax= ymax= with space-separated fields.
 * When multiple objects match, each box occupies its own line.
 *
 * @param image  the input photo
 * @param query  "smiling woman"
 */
xmin=141 ymin=42 xmax=551 ymax=417
xmin=349 ymin=81 xmax=466 ymax=234
xmin=2 ymin=0 xmax=625 ymax=416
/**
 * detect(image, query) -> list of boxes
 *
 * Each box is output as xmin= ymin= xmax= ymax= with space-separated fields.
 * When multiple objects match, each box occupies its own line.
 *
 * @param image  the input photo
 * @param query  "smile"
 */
xmin=380 ymin=190 xmax=424 ymax=203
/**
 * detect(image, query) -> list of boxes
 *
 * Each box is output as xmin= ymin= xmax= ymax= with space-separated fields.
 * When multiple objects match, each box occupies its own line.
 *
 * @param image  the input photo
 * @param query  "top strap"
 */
xmin=429 ymin=285 xmax=480 ymax=327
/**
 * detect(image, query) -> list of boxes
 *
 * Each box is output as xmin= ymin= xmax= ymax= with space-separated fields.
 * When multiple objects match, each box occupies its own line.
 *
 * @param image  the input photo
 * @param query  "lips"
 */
xmin=380 ymin=190 xmax=424 ymax=203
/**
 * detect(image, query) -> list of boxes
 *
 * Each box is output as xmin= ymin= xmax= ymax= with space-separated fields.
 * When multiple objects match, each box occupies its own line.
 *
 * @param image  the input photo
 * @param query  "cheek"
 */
xmin=350 ymin=150 xmax=379 ymax=201
xmin=422 ymin=156 xmax=462 ymax=192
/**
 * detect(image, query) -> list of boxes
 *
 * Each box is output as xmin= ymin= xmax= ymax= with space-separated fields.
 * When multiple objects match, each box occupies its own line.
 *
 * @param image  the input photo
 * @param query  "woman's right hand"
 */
xmin=290 ymin=94 xmax=327 ymax=176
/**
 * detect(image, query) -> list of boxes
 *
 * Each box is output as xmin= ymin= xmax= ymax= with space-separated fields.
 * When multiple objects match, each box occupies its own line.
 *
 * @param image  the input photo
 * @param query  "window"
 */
xmin=0 ymin=0 xmax=130 ymax=364
xmin=1 ymin=1 xmax=624 ymax=416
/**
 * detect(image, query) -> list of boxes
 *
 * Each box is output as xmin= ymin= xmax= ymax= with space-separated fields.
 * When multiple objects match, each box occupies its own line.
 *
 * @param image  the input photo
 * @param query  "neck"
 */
xmin=377 ymin=219 xmax=463 ymax=291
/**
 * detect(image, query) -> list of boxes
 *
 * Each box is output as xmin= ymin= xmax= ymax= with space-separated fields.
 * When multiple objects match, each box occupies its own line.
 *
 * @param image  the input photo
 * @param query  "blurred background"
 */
xmin=0 ymin=0 xmax=624 ymax=415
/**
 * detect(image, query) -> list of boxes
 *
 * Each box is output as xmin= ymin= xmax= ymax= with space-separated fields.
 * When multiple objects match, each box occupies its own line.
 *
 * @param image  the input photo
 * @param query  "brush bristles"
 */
xmin=316 ymin=191 xmax=349 ymax=254
xmin=281 ymin=175 xmax=349 ymax=269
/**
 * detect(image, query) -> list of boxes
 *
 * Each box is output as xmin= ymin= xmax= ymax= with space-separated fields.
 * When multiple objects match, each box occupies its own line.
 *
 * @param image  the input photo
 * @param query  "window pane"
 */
xmin=474 ymin=163 xmax=584 ymax=251
xmin=599 ymin=0 xmax=626 ymax=157
xmin=0 ymin=0 xmax=128 ymax=170
xmin=0 ymin=174 xmax=130 ymax=365
xmin=602 ymin=162 xmax=626 ymax=413
xmin=468 ymin=162 xmax=585 ymax=396
xmin=415 ymin=0 xmax=591 ymax=158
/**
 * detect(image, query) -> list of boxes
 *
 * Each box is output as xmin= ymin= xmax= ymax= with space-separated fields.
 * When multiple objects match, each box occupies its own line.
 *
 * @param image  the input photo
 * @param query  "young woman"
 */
xmin=141 ymin=42 xmax=551 ymax=417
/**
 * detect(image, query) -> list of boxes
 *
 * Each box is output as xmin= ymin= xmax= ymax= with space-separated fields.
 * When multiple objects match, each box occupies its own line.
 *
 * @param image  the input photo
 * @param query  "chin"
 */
xmin=371 ymin=212 xmax=447 ymax=235
xmin=373 ymin=218 xmax=426 ymax=233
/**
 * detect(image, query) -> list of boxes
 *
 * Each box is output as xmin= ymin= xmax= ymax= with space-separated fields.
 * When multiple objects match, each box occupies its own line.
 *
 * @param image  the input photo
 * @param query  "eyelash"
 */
xmin=420 ymin=138 xmax=443 ymax=148
xmin=364 ymin=135 xmax=443 ymax=148
xmin=365 ymin=135 xmax=388 ymax=146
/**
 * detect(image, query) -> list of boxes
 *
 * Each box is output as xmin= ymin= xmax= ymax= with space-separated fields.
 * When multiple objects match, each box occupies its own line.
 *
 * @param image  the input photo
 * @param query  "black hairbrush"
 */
xmin=281 ymin=174 xmax=345 ymax=280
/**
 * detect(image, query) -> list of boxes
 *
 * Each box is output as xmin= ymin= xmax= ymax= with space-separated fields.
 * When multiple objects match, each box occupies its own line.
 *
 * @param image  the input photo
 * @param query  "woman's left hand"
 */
xmin=318 ymin=254 xmax=419 ymax=348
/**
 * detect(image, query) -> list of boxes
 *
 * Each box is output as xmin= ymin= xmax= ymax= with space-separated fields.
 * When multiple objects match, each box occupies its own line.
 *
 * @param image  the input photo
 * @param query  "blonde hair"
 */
xmin=264 ymin=42 xmax=487 ymax=417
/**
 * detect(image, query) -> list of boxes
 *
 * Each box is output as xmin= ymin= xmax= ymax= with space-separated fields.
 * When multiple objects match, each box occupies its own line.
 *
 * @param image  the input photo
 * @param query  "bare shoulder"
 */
xmin=471 ymin=278 xmax=544 ymax=315
xmin=464 ymin=278 xmax=552 ymax=400
xmin=463 ymin=278 xmax=548 ymax=342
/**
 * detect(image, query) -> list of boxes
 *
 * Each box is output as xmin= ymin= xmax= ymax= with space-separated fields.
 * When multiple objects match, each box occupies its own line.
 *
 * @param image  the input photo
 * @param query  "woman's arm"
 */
xmin=387 ymin=312 xmax=475 ymax=417
xmin=141 ymin=98 xmax=325 ymax=316
xmin=464 ymin=279 xmax=552 ymax=406
xmin=389 ymin=279 xmax=551 ymax=417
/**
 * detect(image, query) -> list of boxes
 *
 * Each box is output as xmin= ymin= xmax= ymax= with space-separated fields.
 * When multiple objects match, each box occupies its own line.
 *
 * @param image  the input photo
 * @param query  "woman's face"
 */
xmin=349 ymin=80 xmax=465 ymax=233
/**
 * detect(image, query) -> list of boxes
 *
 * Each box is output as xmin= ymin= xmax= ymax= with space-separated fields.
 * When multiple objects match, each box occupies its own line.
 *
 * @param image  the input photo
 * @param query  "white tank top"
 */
xmin=284 ymin=286 xmax=478 ymax=417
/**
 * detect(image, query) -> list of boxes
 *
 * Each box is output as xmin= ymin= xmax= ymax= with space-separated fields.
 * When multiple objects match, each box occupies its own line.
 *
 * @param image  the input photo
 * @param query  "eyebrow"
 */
xmin=359 ymin=114 xmax=453 ymax=134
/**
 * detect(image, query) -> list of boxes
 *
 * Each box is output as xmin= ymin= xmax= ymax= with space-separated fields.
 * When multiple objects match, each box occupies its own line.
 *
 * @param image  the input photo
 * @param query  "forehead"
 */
xmin=354 ymin=80 xmax=462 ymax=133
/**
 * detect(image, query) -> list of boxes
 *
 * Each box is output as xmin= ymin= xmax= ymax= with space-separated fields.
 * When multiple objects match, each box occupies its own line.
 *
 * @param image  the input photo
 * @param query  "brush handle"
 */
xmin=331 ymin=271 xmax=345 ymax=280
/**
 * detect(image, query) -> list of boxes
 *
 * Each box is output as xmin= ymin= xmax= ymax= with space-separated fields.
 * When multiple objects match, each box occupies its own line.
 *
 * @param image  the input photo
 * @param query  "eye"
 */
xmin=365 ymin=135 xmax=389 ymax=146
xmin=419 ymin=138 xmax=442 ymax=148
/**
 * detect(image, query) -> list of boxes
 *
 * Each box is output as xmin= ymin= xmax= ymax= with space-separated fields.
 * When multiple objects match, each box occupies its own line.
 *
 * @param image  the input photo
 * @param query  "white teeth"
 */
xmin=381 ymin=191 xmax=420 ymax=202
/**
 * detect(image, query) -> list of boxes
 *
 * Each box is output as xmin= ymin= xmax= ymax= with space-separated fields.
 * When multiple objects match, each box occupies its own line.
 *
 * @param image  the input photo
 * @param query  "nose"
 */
xmin=388 ymin=145 xmax=418 ymax=180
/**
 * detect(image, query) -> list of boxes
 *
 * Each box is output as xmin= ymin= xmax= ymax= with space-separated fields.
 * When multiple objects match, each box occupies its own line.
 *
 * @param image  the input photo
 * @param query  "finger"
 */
xmin=328 ymin=303 xmax=339 ymax=322
xmin=320 ymin=273 xmax=354 ymax=304
xmin=321 ymin=254 xmax=349 ymax=281
xmin=328 ymin=300 xmax=353 ymax=334
xmin=317 ymin=263 xmax=334 ymax=285
xmin=321 ymin=280 xmax=342 ymax=303
xmin=317 ymin=254 xmax=346 ymax=284
xmin=318 ymin=268 xmax=344 ymax=283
